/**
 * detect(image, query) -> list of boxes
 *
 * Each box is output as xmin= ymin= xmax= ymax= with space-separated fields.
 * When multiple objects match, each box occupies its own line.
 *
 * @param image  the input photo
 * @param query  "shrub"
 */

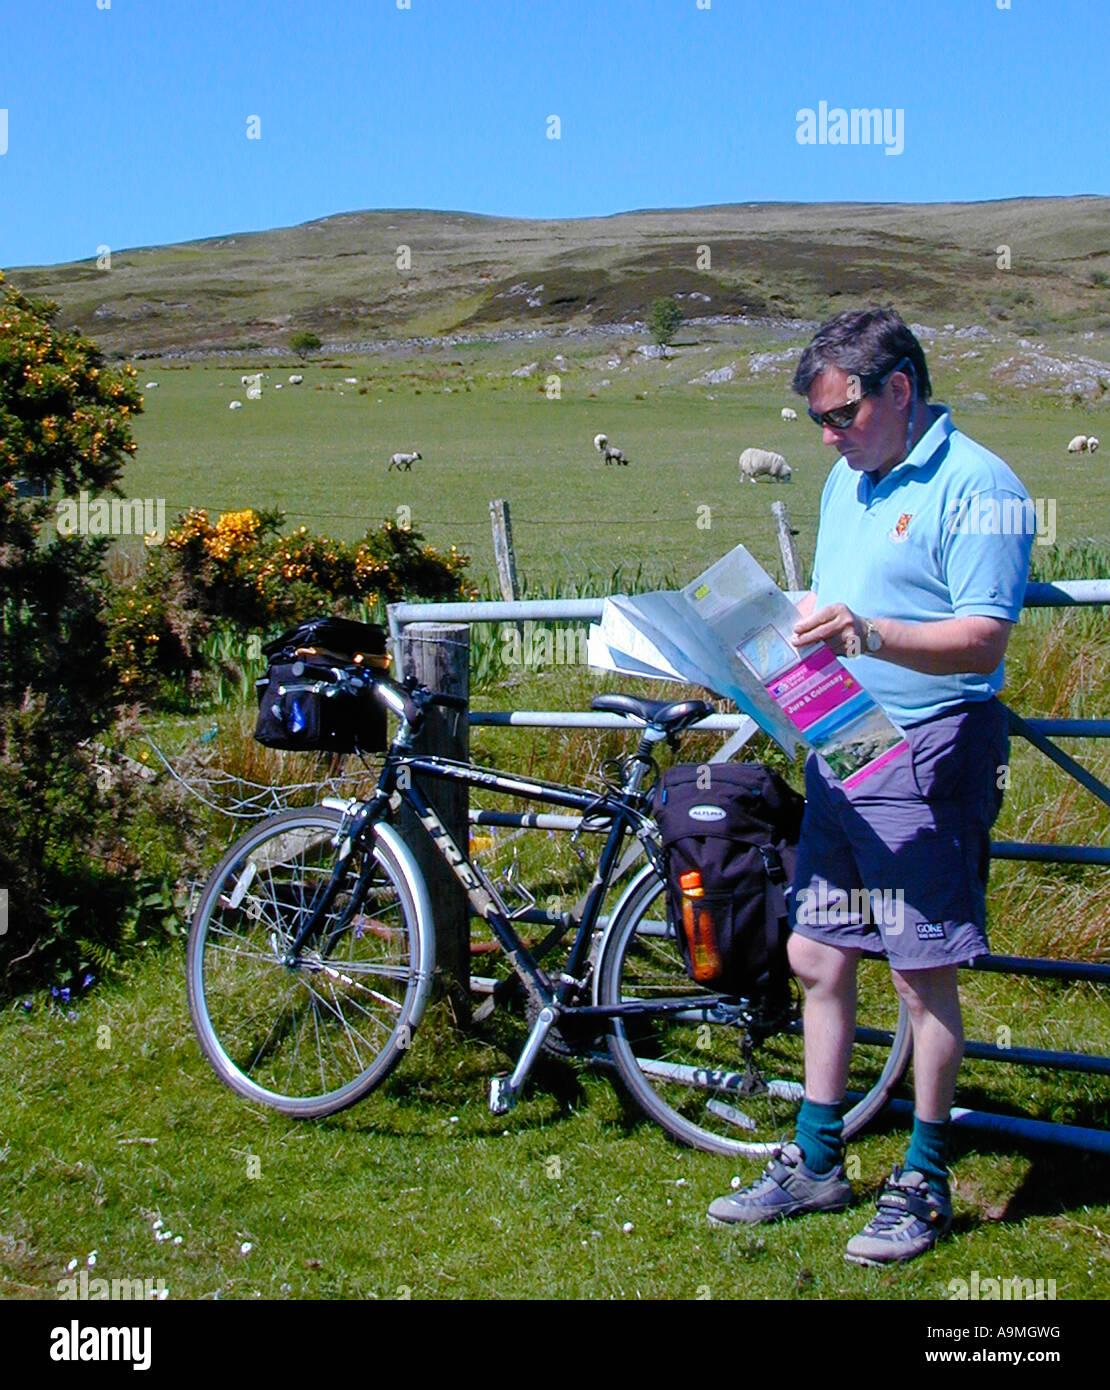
xmin=105 ymin=511 xmax=473 ymax=701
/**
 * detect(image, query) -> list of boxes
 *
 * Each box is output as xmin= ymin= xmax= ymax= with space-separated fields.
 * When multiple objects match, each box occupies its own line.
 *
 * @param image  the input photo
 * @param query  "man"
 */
xmin=707 ymin=307 xmax=1034 ymax=1265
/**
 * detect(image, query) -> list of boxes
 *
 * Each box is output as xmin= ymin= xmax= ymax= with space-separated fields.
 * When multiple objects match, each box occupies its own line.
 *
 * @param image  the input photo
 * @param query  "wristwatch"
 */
xmin=863 ymin=619 xmax=883 ymax=654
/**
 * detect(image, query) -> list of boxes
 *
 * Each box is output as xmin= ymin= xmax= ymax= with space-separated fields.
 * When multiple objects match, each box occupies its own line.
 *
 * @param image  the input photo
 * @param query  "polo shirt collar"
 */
xmin=861 ymin=405 xmax=953 ymax=498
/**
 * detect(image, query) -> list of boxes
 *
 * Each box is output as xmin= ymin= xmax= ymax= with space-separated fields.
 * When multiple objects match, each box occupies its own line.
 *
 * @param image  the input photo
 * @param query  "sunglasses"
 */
xmin=806 ymin=356 xmax=913 ymax=429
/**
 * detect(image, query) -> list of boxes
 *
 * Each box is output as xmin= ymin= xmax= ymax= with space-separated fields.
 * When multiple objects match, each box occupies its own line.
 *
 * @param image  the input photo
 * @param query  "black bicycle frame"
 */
xmin=377 ymin=752 xmax=646 ymax=1009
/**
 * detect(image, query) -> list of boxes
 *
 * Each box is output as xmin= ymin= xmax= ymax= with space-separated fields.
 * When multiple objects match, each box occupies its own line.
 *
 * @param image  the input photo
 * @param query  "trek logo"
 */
xmin=417 ymin=806 xmax=495 ymax=918
xmin=49 ymin=1320 xmax=151 ymax=1370
xmin=687 ymin=805 xmax=727 ymax=822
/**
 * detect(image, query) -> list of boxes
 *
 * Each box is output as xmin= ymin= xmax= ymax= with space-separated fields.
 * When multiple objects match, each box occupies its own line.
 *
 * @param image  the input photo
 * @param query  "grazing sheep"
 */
xmin=389 ymin=451 xmax=422 ymax=471
xmin=780 ymin=407 xmax=798 ymax=422
xmin=739 ymin=446 xmax=792 ymax=483
xmin=1089 ymin=436 xmax=1100 ymax=453
xmin=229 ymin=400 xmax=243 ymax=410
xmin=288 ymin=374 xmax=304 ymax=385
xmin=593 ymin=432 xmax=630 ymax=466
xmin=1067 ymin=435 xmax=1089 ymax=453
xmin=144 ymin=381 xmax=159 ymax=390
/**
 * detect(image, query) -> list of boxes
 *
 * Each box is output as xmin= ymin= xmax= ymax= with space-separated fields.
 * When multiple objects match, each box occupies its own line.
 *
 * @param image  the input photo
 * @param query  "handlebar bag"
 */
xmin=254 ymin=617 xmax=389 ymax=752
xmin=652 ymin=763 xmax=805 ymax=1007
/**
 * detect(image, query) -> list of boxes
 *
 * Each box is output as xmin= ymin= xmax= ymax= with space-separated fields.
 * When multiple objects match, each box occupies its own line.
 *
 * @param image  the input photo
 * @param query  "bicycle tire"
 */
xmin=597 ymin=864 xmax=912 ymax=1158
xmin=186 ymin=806 xmax=434 ymax=1117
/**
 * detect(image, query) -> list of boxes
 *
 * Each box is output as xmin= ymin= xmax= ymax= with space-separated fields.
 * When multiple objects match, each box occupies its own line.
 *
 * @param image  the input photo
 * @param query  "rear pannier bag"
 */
xmin=253 ymin=617 xmax=390 ymax=754
xmin=652 ymin=763 xmax=805 ymax=1004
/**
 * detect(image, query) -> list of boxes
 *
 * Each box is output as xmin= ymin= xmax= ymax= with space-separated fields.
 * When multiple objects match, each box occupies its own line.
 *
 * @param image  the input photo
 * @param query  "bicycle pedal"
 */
xmin=488 ymin=1074 xmax=515 ymax=1116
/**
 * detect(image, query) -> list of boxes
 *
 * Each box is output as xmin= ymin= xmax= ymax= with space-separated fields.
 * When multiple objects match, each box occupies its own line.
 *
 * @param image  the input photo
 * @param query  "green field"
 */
xmin=119 ymin=325 xmax=1110 ymax=588
xmin=4 ymin=201 xmax=1110 ymax=1304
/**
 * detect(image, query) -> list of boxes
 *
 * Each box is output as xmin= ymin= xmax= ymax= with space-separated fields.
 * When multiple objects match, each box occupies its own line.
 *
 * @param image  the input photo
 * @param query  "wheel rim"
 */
xmin=190 ymin=813 xmax=419 ymax=1111
xmin=603 ymin=870 xmax=910 ymax=1157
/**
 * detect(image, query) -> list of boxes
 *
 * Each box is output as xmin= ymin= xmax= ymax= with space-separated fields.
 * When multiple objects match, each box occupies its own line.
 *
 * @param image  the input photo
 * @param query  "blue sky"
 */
xmin=0 ymin=0 xmax=1105 ymax=268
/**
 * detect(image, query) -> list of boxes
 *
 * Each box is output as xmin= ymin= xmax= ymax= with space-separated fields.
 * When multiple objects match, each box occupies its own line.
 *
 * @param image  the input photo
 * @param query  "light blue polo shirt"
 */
xmin=810 ymin=406 xmax=1034 ymax=726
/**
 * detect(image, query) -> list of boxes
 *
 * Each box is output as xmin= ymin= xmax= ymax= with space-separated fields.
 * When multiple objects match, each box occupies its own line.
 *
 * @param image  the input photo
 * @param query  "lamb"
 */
xmin=739 ymin=447 xmax=792 ymax=483
xmin=1067 ymin=435 xmax=1089 ymax=453
xmin=229 ymin=400 xmax=243 ymax=410
xmin=288 ymin=374 xmax=304 ymax=385
xmin=593 ymin=433 xmax=630 ymax=466
xmin=780 ymin=407 xmax=797 ymax=422
xmin=389 ymin=451 xmax=422 ymax=471
xmin=1089 ymin=436 xmax=1100 ymax=453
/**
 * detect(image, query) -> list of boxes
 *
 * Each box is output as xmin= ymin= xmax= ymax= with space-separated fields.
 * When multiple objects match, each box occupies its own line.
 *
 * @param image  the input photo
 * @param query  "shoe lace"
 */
xmin=868 ymin=1172 xmax=934 ymax=1231
xmin=737 ymin=1142 xmax=801 ymax=1197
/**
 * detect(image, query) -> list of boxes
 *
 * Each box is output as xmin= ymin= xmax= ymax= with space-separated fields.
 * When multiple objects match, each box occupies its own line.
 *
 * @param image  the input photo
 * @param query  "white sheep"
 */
xmin=1089 ymin=436 xmax=1100 ymax=453
xmin=389 ymin=451 xmax=422 ymax=471
xmin=593 ymin=433 xmax=629 ymax=466
xmin=288 ymin=374 xmax=304 ymax=385
xmin=1067 ymin=435 xmax=1089 ymax=453
xmin=739 ymin=447 xmax=792 ymax=483
xmin=229 ymin=400 xmax=243 ymax=410
xmin=144 ymin=381 xmax=159 ymax=390
xmin=780 ymin=407 xmax=798 ymax=422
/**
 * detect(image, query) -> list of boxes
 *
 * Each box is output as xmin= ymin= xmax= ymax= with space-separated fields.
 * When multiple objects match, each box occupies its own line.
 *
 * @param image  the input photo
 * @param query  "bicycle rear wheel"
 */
xmin=187 ymin=807 xmax=433 ymax=1117
xmin=597 ymin=865 xmax=911 ymax=1158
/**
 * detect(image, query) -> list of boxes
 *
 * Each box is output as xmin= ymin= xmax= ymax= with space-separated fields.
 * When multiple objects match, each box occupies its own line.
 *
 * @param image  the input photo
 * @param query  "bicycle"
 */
xmin=186 ymin=667 xmax=912 ymax=1158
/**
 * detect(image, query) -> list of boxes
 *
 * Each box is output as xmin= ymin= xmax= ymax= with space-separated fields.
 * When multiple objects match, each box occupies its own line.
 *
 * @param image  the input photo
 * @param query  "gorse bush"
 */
xmin=0 ymin=271 xmax=169 ymax=996
xmin=106 ymin=511 xmax=473 ymax=700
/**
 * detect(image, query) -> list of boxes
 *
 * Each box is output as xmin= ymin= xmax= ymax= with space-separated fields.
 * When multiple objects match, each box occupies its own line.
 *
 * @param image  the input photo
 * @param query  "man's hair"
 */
xmin=792 ymin=307 xmax=931 ymax=401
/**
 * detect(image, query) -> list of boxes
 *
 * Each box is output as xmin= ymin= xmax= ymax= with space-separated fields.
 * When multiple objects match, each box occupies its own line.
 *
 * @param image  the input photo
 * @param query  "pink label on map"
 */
xmin=766 ymin=649 xmax=864 ymax=733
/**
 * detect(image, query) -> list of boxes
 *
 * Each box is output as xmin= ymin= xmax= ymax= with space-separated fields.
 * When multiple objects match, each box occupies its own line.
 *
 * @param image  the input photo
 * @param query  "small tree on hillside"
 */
xmin=290 ymin=330 xmax=322 ymax=360
xmin=648 ymin=297 xmax=683 ymax=349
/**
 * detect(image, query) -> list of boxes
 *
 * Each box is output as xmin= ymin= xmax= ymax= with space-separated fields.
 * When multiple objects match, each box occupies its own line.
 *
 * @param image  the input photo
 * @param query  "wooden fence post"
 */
xmin=489 ymin=499 xmax=520 ymax=603
xmin=772 ymin=500 xmax=804 ymax=591
xmin=398 ymin=621 xmax=472 ymax=1028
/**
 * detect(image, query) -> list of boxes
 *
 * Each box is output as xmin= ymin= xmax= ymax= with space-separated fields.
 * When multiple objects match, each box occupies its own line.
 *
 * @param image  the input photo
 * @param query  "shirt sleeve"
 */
xmin=942 ymin=488 xmax=1035 ymax=621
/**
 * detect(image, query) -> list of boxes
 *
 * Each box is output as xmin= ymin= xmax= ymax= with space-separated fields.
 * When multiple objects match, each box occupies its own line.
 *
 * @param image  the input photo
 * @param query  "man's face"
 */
xmin=806 ymin=364 xmax=910 ymax=477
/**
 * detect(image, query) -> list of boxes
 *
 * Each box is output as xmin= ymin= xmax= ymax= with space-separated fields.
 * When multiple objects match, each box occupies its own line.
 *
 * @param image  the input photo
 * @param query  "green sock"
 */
xmin=903 ymin=1116 xmax=950 ymax=1188
xmin=794 ymin=1098 xmax=845 ymax=1175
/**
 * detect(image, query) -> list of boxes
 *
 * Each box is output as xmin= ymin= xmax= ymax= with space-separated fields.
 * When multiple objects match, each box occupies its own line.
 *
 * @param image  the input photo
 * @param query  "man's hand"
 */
xmin=792 ymin=603 xmax=1013 ymax=676
xmin=793 ymin=603 xmax=864 ymax=658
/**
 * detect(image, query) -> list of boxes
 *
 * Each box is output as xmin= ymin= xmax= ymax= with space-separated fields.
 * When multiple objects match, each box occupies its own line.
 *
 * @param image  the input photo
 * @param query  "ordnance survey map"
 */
xmin=588 ymin=543 xmax=908 ymax=787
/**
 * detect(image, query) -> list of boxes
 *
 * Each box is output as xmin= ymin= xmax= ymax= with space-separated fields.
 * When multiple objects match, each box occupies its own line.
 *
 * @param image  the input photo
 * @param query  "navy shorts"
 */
xmin=791 ymin=698 xmax=1009 ymax=971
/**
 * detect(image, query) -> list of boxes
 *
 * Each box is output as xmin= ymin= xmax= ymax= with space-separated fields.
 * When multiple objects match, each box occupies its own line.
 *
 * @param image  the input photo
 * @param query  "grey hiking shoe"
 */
xmin=844 ymin=1167 xmax=953 ymax=1266
xmin=707 ymin=1141 xmax=853 ymax=1226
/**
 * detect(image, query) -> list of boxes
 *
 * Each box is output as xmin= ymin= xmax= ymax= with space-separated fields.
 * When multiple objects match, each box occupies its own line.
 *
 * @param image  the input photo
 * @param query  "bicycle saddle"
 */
xmin=591 ymin=694 xmax=714 ymax=731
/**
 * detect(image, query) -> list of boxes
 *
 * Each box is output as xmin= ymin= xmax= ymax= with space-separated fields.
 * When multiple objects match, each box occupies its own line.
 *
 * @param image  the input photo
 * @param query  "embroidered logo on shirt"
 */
xmin=889 ymin=513 xmax=913 ymax=544
xmin=916 ymin=921 xmax=946 ymax=941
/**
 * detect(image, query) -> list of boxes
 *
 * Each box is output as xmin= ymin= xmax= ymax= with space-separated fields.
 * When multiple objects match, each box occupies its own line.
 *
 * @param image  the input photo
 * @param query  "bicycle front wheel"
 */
xmin=187 ymin=807 xmax=433 ymax=1117
xmin=597 ymin=865 xmax=911 ymax=1158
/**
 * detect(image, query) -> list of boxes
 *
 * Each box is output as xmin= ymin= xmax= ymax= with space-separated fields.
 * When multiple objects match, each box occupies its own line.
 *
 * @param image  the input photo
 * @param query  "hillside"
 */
xmin=6 ymin=198 xmax=1110 ymax=357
